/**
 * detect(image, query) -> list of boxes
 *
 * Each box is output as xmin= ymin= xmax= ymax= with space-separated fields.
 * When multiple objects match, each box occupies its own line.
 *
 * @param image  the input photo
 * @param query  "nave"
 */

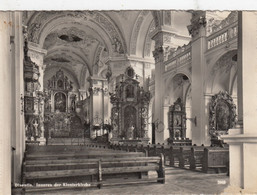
xmin=1 ymin=10 xmax=257 ymax=194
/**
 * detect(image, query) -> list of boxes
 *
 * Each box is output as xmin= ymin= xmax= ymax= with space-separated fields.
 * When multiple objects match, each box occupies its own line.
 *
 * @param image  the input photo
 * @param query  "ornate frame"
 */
xmin=209 ymin=91 xmax=237 ymax=138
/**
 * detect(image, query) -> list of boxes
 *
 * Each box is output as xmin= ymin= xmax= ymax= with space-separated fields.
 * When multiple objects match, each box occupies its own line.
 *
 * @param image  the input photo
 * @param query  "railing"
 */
xmin=207 ymin=24 xmax=237 ymax=50
xmin=164 ymin=49 xmax=191 ymax=72
xmin=161 ymin=12 xmax=238 ymax=73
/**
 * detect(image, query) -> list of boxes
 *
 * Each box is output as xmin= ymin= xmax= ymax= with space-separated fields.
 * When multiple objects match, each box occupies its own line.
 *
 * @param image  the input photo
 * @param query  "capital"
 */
xmin=187 ymin=11 xmax=207 ymax=38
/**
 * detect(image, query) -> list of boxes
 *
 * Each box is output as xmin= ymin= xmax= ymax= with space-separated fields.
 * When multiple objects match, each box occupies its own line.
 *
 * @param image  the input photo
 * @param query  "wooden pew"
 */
xmin=189 ymin=146 xmax=205 ymax=170
xmin=23 ymin=154 xmax=165 ymax=188
xmin=202 ymin=147 xmax=229 ymax=173
xmin=169 ymin=146 xmax=180 ymax=167
xmin=178 ymin=146 xmax=192 ymax=169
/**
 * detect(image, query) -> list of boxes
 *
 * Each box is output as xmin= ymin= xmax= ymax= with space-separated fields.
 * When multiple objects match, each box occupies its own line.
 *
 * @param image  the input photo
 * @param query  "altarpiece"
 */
xmin=109 ymin=66 xmax=151 ymax=144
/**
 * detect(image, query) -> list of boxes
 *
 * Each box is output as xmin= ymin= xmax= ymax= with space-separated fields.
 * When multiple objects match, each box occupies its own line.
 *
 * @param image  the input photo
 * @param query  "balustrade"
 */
xmin=207 ymin=25 xmax=237 ymax=50
xmin=165 ymin=51 xmax=191 ymax=72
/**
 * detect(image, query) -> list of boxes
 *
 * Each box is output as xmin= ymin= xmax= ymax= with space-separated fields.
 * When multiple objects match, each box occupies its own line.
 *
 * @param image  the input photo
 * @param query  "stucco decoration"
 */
xmin=211 ymin=12 xmax=238 ymax=34
xmin=152 ymin=11 xmax=160 ymax=28
xmin=27 ymin=11 xmax=127 ymax=54
xmin=187 ymin=11 xmax=207 ymax=37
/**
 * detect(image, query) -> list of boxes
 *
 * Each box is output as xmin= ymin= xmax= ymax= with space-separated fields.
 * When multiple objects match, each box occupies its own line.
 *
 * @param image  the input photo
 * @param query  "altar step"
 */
xmin=47 ymin=138 xmax=93 ymax=145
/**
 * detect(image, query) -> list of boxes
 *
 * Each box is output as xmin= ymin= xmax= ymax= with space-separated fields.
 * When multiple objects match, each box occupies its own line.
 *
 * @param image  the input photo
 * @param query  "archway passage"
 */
xmin=164 ymin=73 xmax=192 ymax=145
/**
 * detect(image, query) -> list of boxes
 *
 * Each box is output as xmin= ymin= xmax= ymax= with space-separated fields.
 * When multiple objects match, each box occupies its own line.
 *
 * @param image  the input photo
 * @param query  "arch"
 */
xmin=143 ymin=19 xmax=155 ymax=58
xmin=129 ymin=11 xmax=151 ymax=56
xmin=206 ymin=49 xmax=237 ymax=94
xmin=164 ymin=70 xmax=192 ymax=93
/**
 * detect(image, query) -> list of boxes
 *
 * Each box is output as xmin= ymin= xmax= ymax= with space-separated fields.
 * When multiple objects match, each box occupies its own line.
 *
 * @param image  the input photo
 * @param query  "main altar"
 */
xmin=43 ymin=69 xmax=84 ymax=139
xmin=109 ymin=66 xmax=151 ymax=144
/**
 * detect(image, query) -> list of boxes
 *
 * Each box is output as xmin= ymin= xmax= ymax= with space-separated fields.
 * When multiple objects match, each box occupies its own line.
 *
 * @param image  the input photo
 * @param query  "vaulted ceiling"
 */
xmin=24 ymin=11 xmax=192 ymax=90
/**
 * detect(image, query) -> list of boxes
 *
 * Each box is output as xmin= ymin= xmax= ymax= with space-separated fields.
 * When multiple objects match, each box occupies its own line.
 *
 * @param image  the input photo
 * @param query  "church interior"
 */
xmin=1 ymin=10 xmax=257 ymax=194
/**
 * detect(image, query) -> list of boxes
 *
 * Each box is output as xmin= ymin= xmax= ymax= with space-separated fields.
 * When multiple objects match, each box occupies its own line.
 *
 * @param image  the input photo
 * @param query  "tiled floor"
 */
xmin=25 ymin=167 xmax=229 ymax=195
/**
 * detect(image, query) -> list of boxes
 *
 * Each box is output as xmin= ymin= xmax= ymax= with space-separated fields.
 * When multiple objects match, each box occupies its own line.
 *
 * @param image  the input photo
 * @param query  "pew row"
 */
xmin=109 ymin=143 xmax=229 ymax=174
xmin=22 ymin=154 xmax=165 ymax=189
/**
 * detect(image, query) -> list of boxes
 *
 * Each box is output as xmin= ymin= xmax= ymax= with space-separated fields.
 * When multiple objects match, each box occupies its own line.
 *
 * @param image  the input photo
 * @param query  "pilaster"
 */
xmin=188 ymin=11 xmax=208 ymax=145
xmin=152 ymin=30 xmax=175 ymax=144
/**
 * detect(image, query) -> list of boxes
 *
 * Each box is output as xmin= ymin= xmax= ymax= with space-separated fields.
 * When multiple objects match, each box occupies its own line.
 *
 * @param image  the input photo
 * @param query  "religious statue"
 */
xmin=71 ymin=95 xmax=76 ymax=112
xmin=113 ymin=38 xmax=121 ymax=53
xmin=33 ymin=120 xmax=39 ymax=137
xmin=127 ymin=125 xmax=135 ymax=140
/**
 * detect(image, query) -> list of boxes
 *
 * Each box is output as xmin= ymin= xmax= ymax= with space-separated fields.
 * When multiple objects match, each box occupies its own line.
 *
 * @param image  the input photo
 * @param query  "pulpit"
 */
xmin=109 ymin=66 xmax=150 ymax=144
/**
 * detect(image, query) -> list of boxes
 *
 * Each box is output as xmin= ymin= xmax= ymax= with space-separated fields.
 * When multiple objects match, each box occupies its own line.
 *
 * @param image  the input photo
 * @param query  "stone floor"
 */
xmin=25 ymin=167 xmax=229 ymax=195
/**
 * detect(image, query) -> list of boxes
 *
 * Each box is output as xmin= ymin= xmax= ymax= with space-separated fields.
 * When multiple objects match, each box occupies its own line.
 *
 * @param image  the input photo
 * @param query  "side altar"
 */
xmin=109 ymin=66 xmax=150 ymax=144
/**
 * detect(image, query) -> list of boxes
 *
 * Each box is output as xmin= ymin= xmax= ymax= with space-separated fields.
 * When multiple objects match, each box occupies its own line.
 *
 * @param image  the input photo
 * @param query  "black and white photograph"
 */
xmin=1 ymin=1 xmax=257 ymax=194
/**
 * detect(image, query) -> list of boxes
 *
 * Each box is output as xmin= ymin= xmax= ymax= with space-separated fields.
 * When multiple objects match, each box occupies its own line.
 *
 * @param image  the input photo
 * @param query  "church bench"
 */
xmin=24 ymin=157 xmax=161 ymax=172
xmin=25 ymin=152 xmax=145 ymax=161
xmin=146 ymin=145 xmax=156 ymax=156
xmin=25 ymin=145 xmax=112 ymax=155
xmin=178 ymin=146 xmax=192 ymax=169
xmin=189 ymin=146 xmax=205 ymax=170
xmin=23 ymin=154 xmax=165 ymax=188
xmin=202 ymin=147 xmax=229 ymax=173
xmin=169 ymin=146 xmax=181 ymax=167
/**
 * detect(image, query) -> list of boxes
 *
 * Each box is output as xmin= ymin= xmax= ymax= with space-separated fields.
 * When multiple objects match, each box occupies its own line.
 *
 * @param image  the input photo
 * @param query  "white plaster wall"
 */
xmin=0 ymin=12 xmax=12 ymax=195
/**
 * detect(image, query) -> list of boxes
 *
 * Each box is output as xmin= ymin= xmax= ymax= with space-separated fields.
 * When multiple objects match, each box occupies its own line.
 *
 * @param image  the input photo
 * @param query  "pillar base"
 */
xmin=222 ymin=132 xmax=257 ymax=193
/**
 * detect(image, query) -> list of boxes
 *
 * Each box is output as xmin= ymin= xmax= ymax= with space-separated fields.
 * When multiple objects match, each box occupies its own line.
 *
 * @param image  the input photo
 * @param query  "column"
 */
xmin=222 ymin=11 xmax=257 ymax=193
xmin=27 ymin=42 xmax=47 ymax=145
xmin=188 ymin=11 xmax=208 ymax=145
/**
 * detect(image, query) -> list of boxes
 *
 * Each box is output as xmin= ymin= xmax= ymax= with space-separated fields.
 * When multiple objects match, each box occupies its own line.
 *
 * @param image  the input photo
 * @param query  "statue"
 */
xmin=127 ymin=125 xmax=135 ymax=140
xmin=33 ymin=120 xmax=39 ymax=137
